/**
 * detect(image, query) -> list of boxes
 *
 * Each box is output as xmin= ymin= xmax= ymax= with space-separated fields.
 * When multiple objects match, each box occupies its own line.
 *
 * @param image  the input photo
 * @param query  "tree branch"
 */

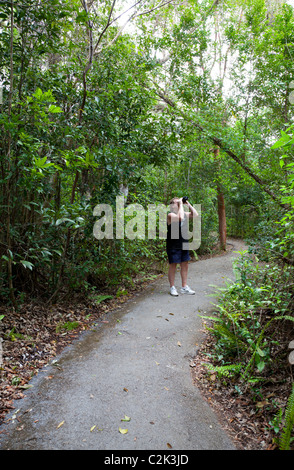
xmin=154 ymin=88 xmax=289 ymax=209
xmin=205 ymin=0 xmax=221 ymax=17
xmin=93 ymin=0 xmax=178 ymax=55
xmin=79 ymin=0 xmax=94 ymax=121
xmin=93 ymin=0 xmax=117 ymax=53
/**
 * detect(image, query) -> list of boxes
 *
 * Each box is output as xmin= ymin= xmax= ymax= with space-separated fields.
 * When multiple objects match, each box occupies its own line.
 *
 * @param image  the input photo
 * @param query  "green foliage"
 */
xmin=203 ymin=362 xmax=242 ymax=378
xmin=201 ymin=248 xmax=294 ymax=447
xmin=56 ymin=321 xmax=80 ymax=333
xmin=1 ymin=0 xmax=294 ymax=449
xmin=204 ymin=249 xmax=293 ymax=370
xmin=1 ymin=0 xmax=294 ymax=320
xmin=279 ymin=383 xmax=294 ymax=450
xmin=0 ymin=0 xmax=176 ymax=303
xmin=199 ymin=122 xmax=294 ymax=446
xmin=89 ymin=294 xmax=113 ymax=305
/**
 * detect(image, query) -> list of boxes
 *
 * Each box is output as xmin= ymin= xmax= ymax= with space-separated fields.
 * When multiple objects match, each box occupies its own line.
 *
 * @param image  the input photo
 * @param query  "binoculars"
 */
xmin=182 ymin=196 xmax=188 ymax=203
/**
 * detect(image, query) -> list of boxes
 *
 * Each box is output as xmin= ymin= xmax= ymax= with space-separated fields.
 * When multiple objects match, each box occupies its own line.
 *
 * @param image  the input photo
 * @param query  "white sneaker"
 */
xmin=180 ymin=285 xmax=195 ymax=295
xmin=170 ymin=286 xmax=179 ymax=296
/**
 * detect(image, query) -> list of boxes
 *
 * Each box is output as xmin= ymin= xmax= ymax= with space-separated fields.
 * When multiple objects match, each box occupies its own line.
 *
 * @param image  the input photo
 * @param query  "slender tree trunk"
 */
xmin=6 ymin=0 xmax=17 ymax=309
xmin=47 ymin=170 xmax=79 ymax=304
xmin=217 ymin=189 xmax=227 ymax=250
xmin=214 ymin=147 xmax=227 ymax=251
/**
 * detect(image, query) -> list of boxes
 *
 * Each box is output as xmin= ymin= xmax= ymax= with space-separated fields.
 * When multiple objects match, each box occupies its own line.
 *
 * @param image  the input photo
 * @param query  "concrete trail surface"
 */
xmin=0 ymin=239 xmax=246 ymax=451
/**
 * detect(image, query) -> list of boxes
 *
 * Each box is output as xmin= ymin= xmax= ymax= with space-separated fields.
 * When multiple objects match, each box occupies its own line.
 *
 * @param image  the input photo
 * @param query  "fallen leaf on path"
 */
xmin=167 ymin=443 xmax=172 ymax=448
xmin=90 ymin=425 xmax=96 ymax=432
xmin=177 ymin=341 xmax=181 ymax=347
xmin=57 ymin=421 xmax=64 ymax=429
xmin=121 ymin=415 xmax=131 ymax=422
xmin=119 ymin=427 xmax=128 ymax=434
xmin=123 ymin=387 xmax=128 ymax=392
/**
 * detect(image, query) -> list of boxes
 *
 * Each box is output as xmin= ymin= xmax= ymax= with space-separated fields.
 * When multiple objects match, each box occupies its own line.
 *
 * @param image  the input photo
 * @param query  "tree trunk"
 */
xmin=47 ymin=170 xmax=79 ymax=304
xmin=214 ymin=147 xmax=227 ymax=251
xmin=217 ymin=187 xmax=227 ymax=250
xmin=6 ymin=0 xmax=17 ymax=309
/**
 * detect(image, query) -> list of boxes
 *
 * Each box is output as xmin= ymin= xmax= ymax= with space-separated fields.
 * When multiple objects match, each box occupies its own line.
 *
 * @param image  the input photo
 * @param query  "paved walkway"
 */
xmin=0 ymin=239 xmax=245 ymax=450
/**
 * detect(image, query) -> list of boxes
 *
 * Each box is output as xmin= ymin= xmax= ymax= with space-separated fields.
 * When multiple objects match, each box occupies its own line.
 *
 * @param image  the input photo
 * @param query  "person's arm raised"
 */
xmin=185 ymin=201 xmax=198 ymax=219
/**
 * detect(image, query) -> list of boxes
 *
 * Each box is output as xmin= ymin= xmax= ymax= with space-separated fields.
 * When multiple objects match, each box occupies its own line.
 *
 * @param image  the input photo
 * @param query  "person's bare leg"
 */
xmin=168 ymin=263 xmax=177 ymax=287
xmin=180 ymin=261 xmax=188 ymax=287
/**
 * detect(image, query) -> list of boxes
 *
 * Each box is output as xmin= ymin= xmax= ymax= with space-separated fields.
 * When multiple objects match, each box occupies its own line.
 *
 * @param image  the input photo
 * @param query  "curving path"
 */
xmin=0 ymin=239 xmax=246 ymax=451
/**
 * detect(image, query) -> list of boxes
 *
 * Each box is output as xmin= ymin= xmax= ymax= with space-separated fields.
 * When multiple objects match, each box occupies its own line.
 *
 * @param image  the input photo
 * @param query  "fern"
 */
xmin=198 ymin=315 xmax=222 ymax=322
xmin=203 ymin=362 xmax=242 ymax=378
xmin=275 ymin=315 xmax=294 ymax=322
xmin=279 ymin=383 xmax=294 ymax=450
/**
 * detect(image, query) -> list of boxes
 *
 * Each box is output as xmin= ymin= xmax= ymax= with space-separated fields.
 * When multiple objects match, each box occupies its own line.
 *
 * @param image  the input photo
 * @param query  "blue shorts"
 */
xmin=167 ymin=249 xmax=190 ymax=264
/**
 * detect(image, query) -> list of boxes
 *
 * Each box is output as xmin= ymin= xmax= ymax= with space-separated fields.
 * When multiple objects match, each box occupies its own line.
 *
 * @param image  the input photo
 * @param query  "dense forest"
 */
xmin=1 ymin=0 xmax=294 ymax=449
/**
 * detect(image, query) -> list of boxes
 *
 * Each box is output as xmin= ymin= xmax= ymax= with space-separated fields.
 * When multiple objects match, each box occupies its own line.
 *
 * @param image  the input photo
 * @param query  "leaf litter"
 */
xmin=0 ymin=292 xmax=140 ymax=426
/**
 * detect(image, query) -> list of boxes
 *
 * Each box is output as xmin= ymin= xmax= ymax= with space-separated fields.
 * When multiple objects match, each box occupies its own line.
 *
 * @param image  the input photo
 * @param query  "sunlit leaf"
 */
xmin=119 ymin=427 xmax=128 ymax=434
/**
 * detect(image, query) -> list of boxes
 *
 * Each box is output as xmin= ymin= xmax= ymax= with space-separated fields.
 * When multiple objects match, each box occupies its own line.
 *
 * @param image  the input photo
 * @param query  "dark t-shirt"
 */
xmin=166 ymin=216 xmax=189 ymax=250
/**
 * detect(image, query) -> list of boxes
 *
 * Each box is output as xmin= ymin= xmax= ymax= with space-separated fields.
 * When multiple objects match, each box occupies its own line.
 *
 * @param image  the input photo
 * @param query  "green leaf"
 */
xmin=48 ymin=104 xmax=62 ymax=113
xmin=93 ymin=294 xmax=113 ymax=304
xmin=257 ymin=361 xmax=265 ymax=372
xmin=256 ymin=347 xmax=266 ymax=357
xmin=121 ymin=415 xmax=131 ymax=422
xmin=34 ymin=157 xmax=54 ymax=169
xmin=33 ymin=88 xmax=43 ymax=99
xmin=118 ymin=427 xmax=128 ymax=434
xmin=56 ymin=218 xmax=75 ymax=226
xmin=20 ymin=260 xmax=34 ymax=270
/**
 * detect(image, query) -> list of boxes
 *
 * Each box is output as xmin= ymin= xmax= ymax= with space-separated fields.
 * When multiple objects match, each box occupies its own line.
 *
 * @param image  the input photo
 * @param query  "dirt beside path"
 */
xmin=0 ymin=239 xmax=245 ymax=450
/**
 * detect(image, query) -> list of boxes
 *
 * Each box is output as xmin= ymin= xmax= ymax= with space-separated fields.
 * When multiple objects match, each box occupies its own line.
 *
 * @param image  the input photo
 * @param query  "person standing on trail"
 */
xmin=166 ymin=197 xmax=198 ymax=297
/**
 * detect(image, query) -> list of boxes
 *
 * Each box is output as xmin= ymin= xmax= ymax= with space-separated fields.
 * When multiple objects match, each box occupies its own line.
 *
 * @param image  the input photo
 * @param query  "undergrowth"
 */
xmin=201 ymin=250 xmax=294 ymax=449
